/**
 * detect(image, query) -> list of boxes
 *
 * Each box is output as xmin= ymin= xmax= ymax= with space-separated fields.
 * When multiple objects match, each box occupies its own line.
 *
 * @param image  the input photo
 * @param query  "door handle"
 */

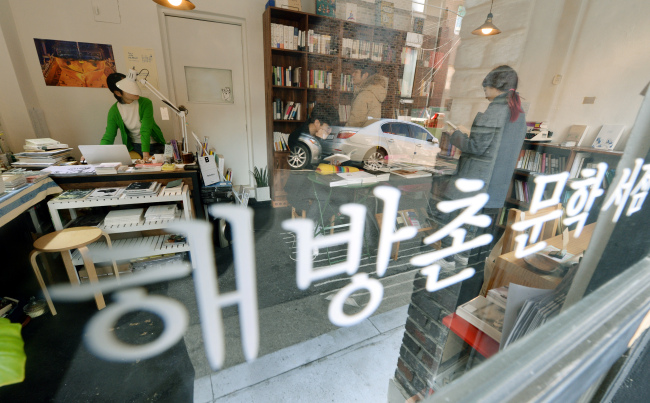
xmin=416 ymin=144 xmax=422 ymax=147
xmin=388 ymin=139 xmax=394 ymax=143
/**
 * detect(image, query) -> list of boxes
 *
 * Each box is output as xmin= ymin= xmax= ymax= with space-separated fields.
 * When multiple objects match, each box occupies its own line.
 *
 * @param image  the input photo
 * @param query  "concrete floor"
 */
xmin=193 ymin=304 xmax=408 ymax=403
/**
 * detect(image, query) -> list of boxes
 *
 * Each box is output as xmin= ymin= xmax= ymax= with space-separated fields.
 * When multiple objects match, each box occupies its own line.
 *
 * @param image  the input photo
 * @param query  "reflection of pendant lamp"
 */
xmin=471 ymin=0 xmax=501 ymax=36
xmin=152 ymin=0 xmax=195 ymax=10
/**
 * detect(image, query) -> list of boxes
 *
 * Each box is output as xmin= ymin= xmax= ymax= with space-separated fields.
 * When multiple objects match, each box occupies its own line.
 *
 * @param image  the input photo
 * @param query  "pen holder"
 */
xmin=182 ymin=152 xmax=195 ymax=164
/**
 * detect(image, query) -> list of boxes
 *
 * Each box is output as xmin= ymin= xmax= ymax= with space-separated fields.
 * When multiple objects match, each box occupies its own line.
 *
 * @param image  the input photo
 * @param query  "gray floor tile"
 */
xmin=193 ymin=375 xmax=213 ymax=403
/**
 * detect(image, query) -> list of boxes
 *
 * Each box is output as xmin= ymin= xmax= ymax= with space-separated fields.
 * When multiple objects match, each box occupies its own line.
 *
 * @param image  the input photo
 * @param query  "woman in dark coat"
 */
xmin=431 ymin=65 xmax=526 ymax=269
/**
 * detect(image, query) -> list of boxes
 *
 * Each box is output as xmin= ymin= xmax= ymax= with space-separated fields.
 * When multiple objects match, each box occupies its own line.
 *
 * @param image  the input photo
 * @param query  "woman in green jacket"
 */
xmin=100 ymin=72 xmax=166 ymax=160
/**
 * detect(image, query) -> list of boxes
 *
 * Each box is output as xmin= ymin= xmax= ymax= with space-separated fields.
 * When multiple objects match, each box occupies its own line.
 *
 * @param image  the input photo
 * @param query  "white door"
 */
xmin=384 ymin=122 xmax=415 ymax=164
xmin=409 ymin=124 xmax=440 ymax=166
xmin=165 ymin=16 xmax=250 ymax=185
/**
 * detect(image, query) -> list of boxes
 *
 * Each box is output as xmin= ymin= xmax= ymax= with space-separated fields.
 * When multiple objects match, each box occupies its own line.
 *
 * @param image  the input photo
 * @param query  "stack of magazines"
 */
xmin=87 ymin=187 xmax=125 ymax=199
xmin=124 ymin=182 xmax=161 ymax=197
xmin=162 ymin=180 xmax=183 ymax=195
xmin=95 ymin=162 xmax=123 ymax=175
xmin=501 ymin=264 xmax=579 ymax=349
xmin=55 ymin=189 xmax=93 ymax=200
xmin=103 ymin=208 xmax=144 ymax=226
xmin=144 ymin=204 xmax=179 ymax=222
xmin=1 ymin=174 xmax=28 ymax=191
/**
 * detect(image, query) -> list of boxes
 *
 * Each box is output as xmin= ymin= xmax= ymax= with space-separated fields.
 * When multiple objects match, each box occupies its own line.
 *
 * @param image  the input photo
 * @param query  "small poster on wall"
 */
xmin=123 ymin=46 xmax=160 ymax=90
xmin=346 ymin=3 xmax=357 ymax=22
xmin=316 ymin=0 xmax=336 ymax=17
xmin=33 ymin=38 xmax=116 ymax=87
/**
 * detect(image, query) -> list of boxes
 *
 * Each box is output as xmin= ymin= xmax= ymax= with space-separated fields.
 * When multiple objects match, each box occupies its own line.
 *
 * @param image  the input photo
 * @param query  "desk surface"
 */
xmin=488 ymin=223 xmax=596 ymax=290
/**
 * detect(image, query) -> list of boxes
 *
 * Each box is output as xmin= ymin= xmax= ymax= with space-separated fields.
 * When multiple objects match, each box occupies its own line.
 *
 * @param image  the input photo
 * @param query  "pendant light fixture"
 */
xmin=471 ymin=0 xmax=501 ymax=36
xmin=152 ymin=0 xmax=195 ymax=10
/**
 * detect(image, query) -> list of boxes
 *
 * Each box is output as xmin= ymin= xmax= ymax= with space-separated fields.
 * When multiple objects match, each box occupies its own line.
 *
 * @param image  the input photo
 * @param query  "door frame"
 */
xmin=157 ymin=8 xmax=255 ymax=184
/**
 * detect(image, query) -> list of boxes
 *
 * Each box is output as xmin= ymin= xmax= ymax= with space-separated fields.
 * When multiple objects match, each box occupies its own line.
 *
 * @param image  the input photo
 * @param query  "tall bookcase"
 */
xmin=500 ymin=142 xmax=623 ymax=229
xmin=263 ymin=6 xmax=444 ymax=206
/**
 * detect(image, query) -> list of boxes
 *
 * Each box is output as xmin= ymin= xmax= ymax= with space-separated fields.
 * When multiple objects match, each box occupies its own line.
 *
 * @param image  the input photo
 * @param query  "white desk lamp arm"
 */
xmin=139 ymin=78 xmax=189 ymax=153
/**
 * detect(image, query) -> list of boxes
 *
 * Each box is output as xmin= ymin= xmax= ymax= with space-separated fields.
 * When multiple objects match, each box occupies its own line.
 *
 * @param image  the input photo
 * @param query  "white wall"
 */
xmin=0 ymin=0 xmax=269 ymax=172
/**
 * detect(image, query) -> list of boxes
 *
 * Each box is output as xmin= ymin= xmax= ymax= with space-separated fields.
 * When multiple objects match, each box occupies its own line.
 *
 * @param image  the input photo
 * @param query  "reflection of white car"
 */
xmin=321 ymin=119 xmax=440 ymax=168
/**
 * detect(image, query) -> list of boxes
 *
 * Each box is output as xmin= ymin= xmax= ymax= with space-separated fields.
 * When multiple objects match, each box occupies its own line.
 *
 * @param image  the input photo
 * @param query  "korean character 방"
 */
xmin=563 ymin=162 xmax=608 ymax=237
xmin=411 ymin=179 xmax=492 ymax=292
xmin=627 ymin=162 xmax=650 ymax=216
xmin=602 ymin=158 xmax=645 ymax=221
xmin=511 ymin=172 xmax=569 ymax=258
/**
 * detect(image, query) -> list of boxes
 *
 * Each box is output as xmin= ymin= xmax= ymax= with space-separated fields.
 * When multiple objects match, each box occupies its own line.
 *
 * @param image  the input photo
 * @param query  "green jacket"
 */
xmin=100 ymin=97 xmax=166 ymax=153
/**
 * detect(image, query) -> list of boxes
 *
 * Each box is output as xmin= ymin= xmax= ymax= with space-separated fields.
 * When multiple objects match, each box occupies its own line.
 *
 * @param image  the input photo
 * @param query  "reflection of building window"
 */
xmin=412 ymin=0 xmax=425 ymax=14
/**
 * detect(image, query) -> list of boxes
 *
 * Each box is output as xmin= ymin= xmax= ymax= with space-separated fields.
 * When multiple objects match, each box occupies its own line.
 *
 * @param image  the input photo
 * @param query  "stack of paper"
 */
xmin=23 ymin=138 xmax=69 ymax=151
xmin=12 ymin=148 xmax=72 ymax=168
xmin=1 ymin=174 xmax=28 ymax=191
xmin=144 ymin=204 xmax=179 ymax=222
xmin=95 ymin=162 xmax=122 ymax=175
xmin=124 ymin=182 xmax=161 ymax=197
xmin=104 ymin=208 xmax=144 ymax=226
xmin=87 ymin=187 xmax=125 ymax=199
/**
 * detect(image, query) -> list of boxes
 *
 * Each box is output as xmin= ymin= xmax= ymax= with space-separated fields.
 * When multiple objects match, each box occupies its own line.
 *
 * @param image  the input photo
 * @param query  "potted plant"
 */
xmin=251 ymin=166 xmax=270 ymax=202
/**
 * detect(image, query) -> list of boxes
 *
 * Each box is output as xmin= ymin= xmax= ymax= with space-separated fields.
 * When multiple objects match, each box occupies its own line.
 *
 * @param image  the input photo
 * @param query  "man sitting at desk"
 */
xmin=287 ymin=104 xmax=339 ymax=170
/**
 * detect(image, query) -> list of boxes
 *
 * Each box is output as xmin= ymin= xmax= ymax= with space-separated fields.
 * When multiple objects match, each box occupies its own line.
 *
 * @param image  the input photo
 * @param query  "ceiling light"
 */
xmin=152 ymin=0 xmax=196 ymax=10
xmin=471 ymin=0 xmax=501 ymax=36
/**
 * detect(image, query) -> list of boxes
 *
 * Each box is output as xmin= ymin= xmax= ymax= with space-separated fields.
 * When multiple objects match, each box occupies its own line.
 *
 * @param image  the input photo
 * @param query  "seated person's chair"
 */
xmin=129 ymin=150 xmax=142 ymax=159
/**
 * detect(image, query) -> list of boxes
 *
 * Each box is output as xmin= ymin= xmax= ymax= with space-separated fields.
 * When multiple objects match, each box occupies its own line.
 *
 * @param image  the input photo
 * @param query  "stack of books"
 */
xmin=12 ymin=148 xmax=72 ymax=169
xmin=25 ymin=172 xmax=50 ymax=183
xmin=104 ymin=208 xmax=144 ymax=226
xmin=144 ymin=204 xmax=179 ymax=222
xmin=124 ymin=182 xmax=161 ymax=197
xmin=134 ymin=163 xmax=163 ymax=172
xmin=162 ymin=180 xmax=183 ymax=196
xmin=1 ymin=174 xmax=28 ymax=191
xmin=23 ymin=138 xmax=69 ymax=151
xmin=95 ymin=162 xmax=123 ymax=175
xmin=456 ymin=295 xmax=506 ymax=342
xmin=87 ymin=187 xmax=125 ymax=199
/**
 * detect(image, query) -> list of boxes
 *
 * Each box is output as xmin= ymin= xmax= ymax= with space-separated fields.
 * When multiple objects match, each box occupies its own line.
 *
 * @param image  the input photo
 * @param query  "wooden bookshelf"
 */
xmin=501 ymin=141 xmax=623 ymax=228
xmin=263 ymin=6 xmax=446 ymax=206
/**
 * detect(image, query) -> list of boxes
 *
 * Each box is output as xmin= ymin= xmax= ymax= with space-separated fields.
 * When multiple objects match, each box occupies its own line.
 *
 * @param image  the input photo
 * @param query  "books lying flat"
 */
xmin=55 ymin=189 xmax=93 ymax=200
xmin=487 ymin=285 xmax=509 ymax=309
xmin=2 ymin=174 xmax=28 ymax=190
xmin=145 ymin=204 xmax=179 ymax=222
xmin=24 ymin=138 xmax=69 ymax=150
xmin=95 ymin=162 xmax=123 ymax=175
xmin=391 ymin=169 xmax=432 ymax=179
xmin=104 ymin=208 xmax=144 ymax=225
xmin=162 ymin=180 xmax=183 ymax=195
xmin=124 ymin=182 xmax=161 ymax=196
xmin=319 ymin=171 xmax=390 ymax=187
xmin=134 ymin=163 xmax=163 ymax=172
xmin=87 ymin=187 xmax=125 ymax=199
xmin=456 ymin=296 xmax=505 ymax=342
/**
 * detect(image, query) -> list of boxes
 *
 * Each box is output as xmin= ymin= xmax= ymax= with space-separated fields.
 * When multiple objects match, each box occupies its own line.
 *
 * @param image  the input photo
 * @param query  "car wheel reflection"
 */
xmin=363 ymin=147 xmax=387 ymax=170
xmin=288 ymin=144 xmax=311 ymax=170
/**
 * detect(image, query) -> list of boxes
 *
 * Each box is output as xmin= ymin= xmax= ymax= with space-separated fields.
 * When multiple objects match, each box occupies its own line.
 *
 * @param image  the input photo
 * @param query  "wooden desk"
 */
xmin=50 ymin=169 xmax=205 ymax=219
xmin=486 ymin=223 xmax=595 ymax=290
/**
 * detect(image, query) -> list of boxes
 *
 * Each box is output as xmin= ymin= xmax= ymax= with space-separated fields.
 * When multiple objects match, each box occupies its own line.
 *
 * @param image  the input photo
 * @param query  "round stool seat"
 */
xmin=33 ymin=227 xmax=103 ymax=252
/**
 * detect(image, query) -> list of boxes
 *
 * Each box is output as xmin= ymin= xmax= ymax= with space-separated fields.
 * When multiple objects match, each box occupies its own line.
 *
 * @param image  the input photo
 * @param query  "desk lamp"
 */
xmin=117 ymin=69 xmax=190 ymax=155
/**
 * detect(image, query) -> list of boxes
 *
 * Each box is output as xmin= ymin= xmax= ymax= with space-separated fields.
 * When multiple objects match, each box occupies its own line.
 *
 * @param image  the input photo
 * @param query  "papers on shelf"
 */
xmin=87 ymin=187 xmax=125 ymax=199
xmin=104 ymin=208 xmax=144 ymax=225
xmin=43 ymin=165 xmax=96 ymax=175
xmin=145 ymin=204 xmax=179 ymax=222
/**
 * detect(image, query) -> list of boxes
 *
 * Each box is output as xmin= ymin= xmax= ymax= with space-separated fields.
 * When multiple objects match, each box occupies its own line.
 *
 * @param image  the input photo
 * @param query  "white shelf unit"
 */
xmin=47 ymin=184 xmax=192 ymax=265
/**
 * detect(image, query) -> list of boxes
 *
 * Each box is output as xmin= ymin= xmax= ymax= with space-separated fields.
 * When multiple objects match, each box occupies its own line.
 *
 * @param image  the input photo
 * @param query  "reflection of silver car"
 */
xmin=288 ymin=132 xmax=323 ymax=169
xmin=321 ymin=119 xmax=440 ymax=168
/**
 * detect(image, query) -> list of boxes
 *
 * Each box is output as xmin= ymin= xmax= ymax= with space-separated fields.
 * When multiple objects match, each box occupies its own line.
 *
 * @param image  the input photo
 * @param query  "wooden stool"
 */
xmin=29 ymin=227 xmax=119 ymax=315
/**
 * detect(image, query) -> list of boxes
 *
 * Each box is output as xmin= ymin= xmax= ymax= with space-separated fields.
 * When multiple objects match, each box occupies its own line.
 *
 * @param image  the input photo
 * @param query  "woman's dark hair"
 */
xmin=482 ymin=65 xmax=523 ymax=122
xmin=106 ymin=72 xmax=126 ymax=103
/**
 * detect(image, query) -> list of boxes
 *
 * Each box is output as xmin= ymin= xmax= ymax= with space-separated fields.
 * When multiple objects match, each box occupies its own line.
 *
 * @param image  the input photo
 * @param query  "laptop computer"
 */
xmin=79 ymin=145 xmax=134 ymax=166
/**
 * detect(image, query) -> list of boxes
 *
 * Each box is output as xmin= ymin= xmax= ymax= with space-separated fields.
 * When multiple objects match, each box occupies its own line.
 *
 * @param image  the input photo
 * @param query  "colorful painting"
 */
xmin=34 ymin=38 xmax=116 ymax=88
xmin=316 ymin=0 xmax=336 ymax=17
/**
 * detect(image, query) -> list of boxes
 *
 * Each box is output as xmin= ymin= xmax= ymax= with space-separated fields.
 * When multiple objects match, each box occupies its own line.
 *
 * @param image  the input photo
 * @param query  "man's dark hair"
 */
xmin=308 ymin=104 xmax=339 ymax=126
xmin=106 ymin=72 xmax=126 ymax=103
xmin=355 ymin=65 xmax=376 ymax=78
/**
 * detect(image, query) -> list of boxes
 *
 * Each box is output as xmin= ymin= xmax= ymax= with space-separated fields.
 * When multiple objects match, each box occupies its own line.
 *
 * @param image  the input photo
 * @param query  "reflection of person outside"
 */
xmin=100 ymin=72 xmax=166 ymax=161
xmin=430 ymin=65 xmax=526 ymax=269
xmin=347 ymin=67 xmax=388 ymax=127
xmin=288 ymin=104 xmax=338 ymax=149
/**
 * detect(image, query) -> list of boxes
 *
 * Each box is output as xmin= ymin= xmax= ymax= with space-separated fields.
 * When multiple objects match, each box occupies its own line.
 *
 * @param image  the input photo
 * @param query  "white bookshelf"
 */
xmin=47 ymin=184 xmax=193 ymax=266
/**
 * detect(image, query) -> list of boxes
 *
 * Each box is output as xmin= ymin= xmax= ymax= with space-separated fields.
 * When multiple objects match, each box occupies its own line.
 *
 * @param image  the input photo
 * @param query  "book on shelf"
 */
xmin=569 ymin=152 xmax=591 ymax=178
xmin=562 ymin=124 xmax=589 ymax=147
xmin=24 ymin=138 xmax=69 ymax=151
xmin=338 ymin=104 xmax=351 ymax=124
xmin=487 ymin=286 xmax=509 ymax=309
xmin=308 ymin=70 xmax=332 ymax=89
xmin=145 ymin=204 xmax=179 ymax=222
xmin=307 ymin=31 xmax=332 ymax=55
xmin=455 ymin=295 xmax=505 ymax=342
xmin=592 ymin=124 xmax=624 ymax=150
xmin=56 ymin=189 xmax=93 ymax=200
xmin=273 ymin=131 xmax=290 ymax=151
xmin=87 ymin=187 xmax=125 ymax=199
xmin=104 ymin=208 xmax=144 ymax=225
xmin=162 ymin=180 xmax=183 ymax=195
xmin=270 ymin=23 xmax=305 ymax=50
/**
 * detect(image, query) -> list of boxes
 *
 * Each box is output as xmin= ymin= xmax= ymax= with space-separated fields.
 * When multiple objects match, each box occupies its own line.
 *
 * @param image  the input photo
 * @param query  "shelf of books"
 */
xmin=71 ymin=234 xmax=189 ymax=266
xmin=264 ymin=6 xmax=445 ymax=206
xmin=499 ymin=142 xmax=623 ymax=228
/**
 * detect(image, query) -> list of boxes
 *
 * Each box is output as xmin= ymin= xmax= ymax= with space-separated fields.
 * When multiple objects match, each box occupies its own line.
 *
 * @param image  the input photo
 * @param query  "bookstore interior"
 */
xmin=0 ymin=0 xmax=649 ymax=402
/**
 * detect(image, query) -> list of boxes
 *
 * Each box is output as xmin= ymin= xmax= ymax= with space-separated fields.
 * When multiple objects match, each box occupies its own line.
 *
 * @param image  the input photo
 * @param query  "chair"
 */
xmin=29 ymin=227 xmax=119 ymax=315
xmin=129 ymin=150 xmax=142 ymax=159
